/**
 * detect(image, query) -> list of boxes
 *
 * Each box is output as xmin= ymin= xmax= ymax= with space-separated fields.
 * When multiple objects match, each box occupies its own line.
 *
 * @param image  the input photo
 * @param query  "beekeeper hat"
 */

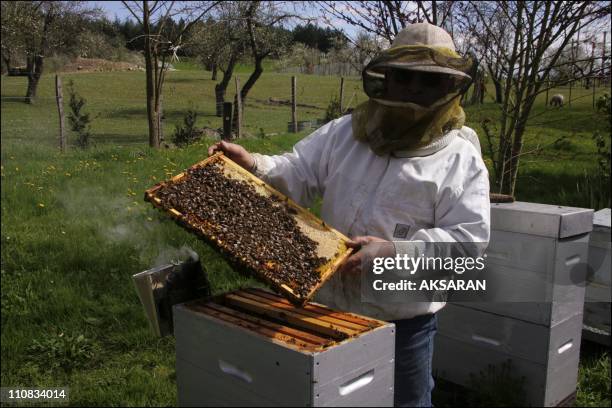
xmin=382 ymin=23 xmax=470 ymax=78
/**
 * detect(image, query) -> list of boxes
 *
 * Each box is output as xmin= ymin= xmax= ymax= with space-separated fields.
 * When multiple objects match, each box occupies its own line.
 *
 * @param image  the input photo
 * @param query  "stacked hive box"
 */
xmin=583 ymin=208 xmax=611 ymax=345
xmin=433 ymin=202 xmax=593 ymax=407
xmin=174 ymin=289 xmax=396 ymax=407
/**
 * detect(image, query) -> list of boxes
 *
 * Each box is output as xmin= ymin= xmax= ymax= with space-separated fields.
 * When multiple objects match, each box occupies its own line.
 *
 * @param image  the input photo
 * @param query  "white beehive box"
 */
xmin=434 ymin=304 xmax=582 ymax=406
xmin=583 ymin=208 xmax=611 ymax=345
xmin=464 ymin=201 xmax=592 ymax=326
xmin=434 ymin=202 xmax=593 ymax=407
xmin=174 ymin=288 xmax=395 ymax=407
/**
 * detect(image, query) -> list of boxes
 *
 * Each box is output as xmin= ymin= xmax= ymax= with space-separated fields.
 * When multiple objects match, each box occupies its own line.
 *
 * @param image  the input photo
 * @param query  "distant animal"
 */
xmin=550 ymin=94 xmax=565 ymax=107
xmin=595 ymin=93 xmax=610 ymax=113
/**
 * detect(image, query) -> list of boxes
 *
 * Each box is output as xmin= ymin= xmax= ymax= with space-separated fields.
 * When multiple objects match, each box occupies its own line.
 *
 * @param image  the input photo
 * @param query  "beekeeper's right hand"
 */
xmin=208 ymin=141 xmax=255 ymax=172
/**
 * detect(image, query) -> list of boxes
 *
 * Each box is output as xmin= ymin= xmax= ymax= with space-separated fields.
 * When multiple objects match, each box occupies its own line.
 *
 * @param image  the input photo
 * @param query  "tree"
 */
xmin=187 ymin=3 xmax=250 ymax=116
xmin=121 ymin=1 xmax=219 ymax=148
xmin=186 ymin=18 xmax=218 ymax=76
xmin=1 ymin=2 xmax=29 ymax=73
xmin=466 ymin=1 xmax=610 ymax=195
xmin=317 ymin=1 xmax=456 ymax=45
xmin=1 ymin=1 xmax=98 ymax=103
xmin=231 ymin=1 xmax=297 ymax=129
xmin=314 ymin=1 xmax=458 ymax=75
xmin=292 ymin=23 xmax=346 ymax=53
xmin=455 ymin=3 xmax=509 ymax=104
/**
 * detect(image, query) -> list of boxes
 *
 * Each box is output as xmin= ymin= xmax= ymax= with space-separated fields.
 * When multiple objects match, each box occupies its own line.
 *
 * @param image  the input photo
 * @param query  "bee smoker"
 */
xmin=132 ymin=248 xmax=211 ymax=337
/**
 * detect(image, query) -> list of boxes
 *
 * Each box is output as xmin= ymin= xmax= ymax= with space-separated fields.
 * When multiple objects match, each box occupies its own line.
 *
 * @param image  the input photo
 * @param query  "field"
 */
xmin=1 ymin=61 xmax=610 ymax=406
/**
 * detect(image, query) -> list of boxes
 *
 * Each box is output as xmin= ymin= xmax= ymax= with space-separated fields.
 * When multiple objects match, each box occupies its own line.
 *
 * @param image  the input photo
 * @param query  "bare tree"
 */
xmin=316 ymin=1 xmax=455 ymax=44
xmin=465 ymin=1 xmax=610 ymax=195
xmin=455 ymin=3 xmax=509 ymax=104
xmin=121 ymin=1 xmax=219 ymax=148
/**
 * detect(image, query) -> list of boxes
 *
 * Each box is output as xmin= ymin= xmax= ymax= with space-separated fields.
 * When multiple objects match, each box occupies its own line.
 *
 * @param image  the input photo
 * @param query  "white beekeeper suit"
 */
xmin=251 ymin=118 xmax=490 ymax=320
xmin=251 ymin=23 xmax=490 ymax=321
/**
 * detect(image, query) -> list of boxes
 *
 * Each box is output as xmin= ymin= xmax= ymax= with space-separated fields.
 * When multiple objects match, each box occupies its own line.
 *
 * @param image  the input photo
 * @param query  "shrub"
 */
xmin=67 ymin=80 xmax=92 ymax=148
xmin=595 ymin=93 xmax=611 ymax=114
xmin=324 ymin=94 xmax=343 ymax=123
xmin=173 ymin=108 xmax=201 ymax=147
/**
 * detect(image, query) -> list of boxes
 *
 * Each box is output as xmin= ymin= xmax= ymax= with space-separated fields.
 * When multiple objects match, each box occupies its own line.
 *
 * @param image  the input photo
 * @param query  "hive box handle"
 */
xmin=218 ymin=360 xmax=253 ymax=384
xmin=471 ymin=334 xmax=501 ymax=347
xmin=558 ymin=340 xmax=573 ymax=354
xmin=339 ymin=369 xmax=375 ymax=396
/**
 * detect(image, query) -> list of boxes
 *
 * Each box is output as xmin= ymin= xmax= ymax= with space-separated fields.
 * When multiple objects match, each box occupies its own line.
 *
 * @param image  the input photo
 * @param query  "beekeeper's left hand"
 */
xmin=337 ymin=235 xmax=394 ymax=275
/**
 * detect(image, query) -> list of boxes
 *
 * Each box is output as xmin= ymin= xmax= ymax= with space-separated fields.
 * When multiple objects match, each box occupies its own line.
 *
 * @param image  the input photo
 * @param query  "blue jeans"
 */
xmin=391 ymin=313 xmax=437 ymax=407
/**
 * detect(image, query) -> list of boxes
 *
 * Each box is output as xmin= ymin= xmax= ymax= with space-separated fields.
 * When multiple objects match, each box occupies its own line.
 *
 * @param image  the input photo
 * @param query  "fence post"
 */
xmin=568 ymin=78 xmax=573 ymax=108
xmin=215 ymin=87 xmax=223 ymax=117
xmin=222 ymin=102 xmax=233 ymax=140
xmin=55 ymin=75 xmax=66 ymax=152
xmin=603 ymin=32 xmax=608 ymax=81
xmin=158 ymin=93 xmax=164 ymax=143
xmin=545 ymin=79 xmax=550 ymax=106
xmin=599 ymin=31 xmax=608 ymax=85
xmin=592 ymin=76 xmax=597 ymax=108
xmin=234 ymin=76 xmax=242 ymax=138
xmin=339 ymin=77 xmax=345 ymax=113
xmin=291 ymin=76 xmax=298 ymax=133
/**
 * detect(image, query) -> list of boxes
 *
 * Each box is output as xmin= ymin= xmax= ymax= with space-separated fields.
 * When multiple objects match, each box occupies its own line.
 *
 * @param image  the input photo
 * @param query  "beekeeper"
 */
xmin=209 ymin=23 xmax=490 ymax=408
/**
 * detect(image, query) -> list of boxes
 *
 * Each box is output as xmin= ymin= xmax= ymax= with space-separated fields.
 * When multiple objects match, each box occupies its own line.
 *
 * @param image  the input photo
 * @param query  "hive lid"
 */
xmin=491 ymin=201 xmax=593 ymax=238
xmin=593 ymin=208 xmax=611 ymax=229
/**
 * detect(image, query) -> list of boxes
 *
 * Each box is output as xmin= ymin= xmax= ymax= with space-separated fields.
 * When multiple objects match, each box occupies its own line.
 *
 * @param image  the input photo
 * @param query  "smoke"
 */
xmin=151 ymin=245 xmax=199 ymax=268
xmin=59 ymin=185 xmax=197 ymax=268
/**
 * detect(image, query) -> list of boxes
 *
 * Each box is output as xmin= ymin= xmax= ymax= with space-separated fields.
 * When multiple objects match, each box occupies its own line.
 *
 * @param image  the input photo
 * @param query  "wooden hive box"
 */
xmin=144 ymin=153 xmax=353 ymax=305
xmin=174 ymin=288 xmax=395 ymax=407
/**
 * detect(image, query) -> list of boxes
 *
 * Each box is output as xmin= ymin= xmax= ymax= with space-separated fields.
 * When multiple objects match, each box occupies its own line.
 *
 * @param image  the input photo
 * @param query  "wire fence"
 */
xmin=277 ymin=62 xmax=362 ymax=77
xmin=0 ymin=72 xmax=367 ymax=150
xmin=2 ymin=70 xmax=610 ymax=152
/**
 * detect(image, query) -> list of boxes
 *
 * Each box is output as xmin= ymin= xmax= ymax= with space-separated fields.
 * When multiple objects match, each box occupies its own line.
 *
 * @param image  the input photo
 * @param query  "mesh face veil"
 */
xmin=351 ymin=41 xmax=477 ymax=156
xmin=362 ymin=46 xmax=475 ymax=108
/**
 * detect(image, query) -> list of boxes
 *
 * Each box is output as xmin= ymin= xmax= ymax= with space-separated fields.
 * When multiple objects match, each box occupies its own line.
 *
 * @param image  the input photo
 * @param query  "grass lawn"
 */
xmin=1 ymin=61 xmax=610 ymax=406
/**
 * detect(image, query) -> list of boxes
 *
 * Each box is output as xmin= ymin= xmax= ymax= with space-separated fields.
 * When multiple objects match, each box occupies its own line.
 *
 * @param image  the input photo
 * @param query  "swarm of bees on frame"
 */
xmin=155 ymin=163 xmax=328 ymax=297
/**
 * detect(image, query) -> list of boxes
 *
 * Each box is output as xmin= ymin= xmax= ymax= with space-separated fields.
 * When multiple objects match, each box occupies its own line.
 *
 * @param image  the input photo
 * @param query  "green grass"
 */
xmin=1 ymin=66 xmax=611 ymax=406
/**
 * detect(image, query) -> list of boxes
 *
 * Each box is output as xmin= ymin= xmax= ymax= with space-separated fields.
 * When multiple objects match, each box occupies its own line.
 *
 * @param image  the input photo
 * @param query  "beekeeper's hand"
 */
xmin=208 ymin=141 xmax=255 ymax=171
xmin=337 ymin=236 xmax=393 ymax=275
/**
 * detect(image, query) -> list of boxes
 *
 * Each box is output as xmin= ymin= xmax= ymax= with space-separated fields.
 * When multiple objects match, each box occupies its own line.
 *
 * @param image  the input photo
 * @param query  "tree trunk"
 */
xmin=505 ymin=122 xmax=526 ymax=196
xmin=214 ymin=84 xmax=224 ymax=117
xmin=25 ymin=55 xmax=43 ymax=104
xmin=1 ymin=52 xmax=11 ymax=75
xmin=143 ymin=1 xmax=160 ymax=148
xmin=211 ymin=62 xmax=218 ymax=80
xmin=479 ymin=81 xmax=485 ymax=104
xmin=492 ymin=77 xmax=503 ymax=104
xmin=232 ymin=56 xmax=265 ymax=129
xmin=156 ymin=95 xmax=163 ymax=143
xmin=239 ymin=55 xmax=264 ymax=106
xmin=487 ymin=64 xmax=504 ymax=104
xmin=215 ymin=53 xmax=238 ymax=117
xmin=24 ymin=8 xmax=53 ymax=104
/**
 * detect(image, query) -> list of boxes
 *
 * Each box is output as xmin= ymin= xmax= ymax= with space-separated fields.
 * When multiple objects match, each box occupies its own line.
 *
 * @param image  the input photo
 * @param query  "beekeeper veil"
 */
xmin=352 ymin=23 xmax=476 ymax=156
